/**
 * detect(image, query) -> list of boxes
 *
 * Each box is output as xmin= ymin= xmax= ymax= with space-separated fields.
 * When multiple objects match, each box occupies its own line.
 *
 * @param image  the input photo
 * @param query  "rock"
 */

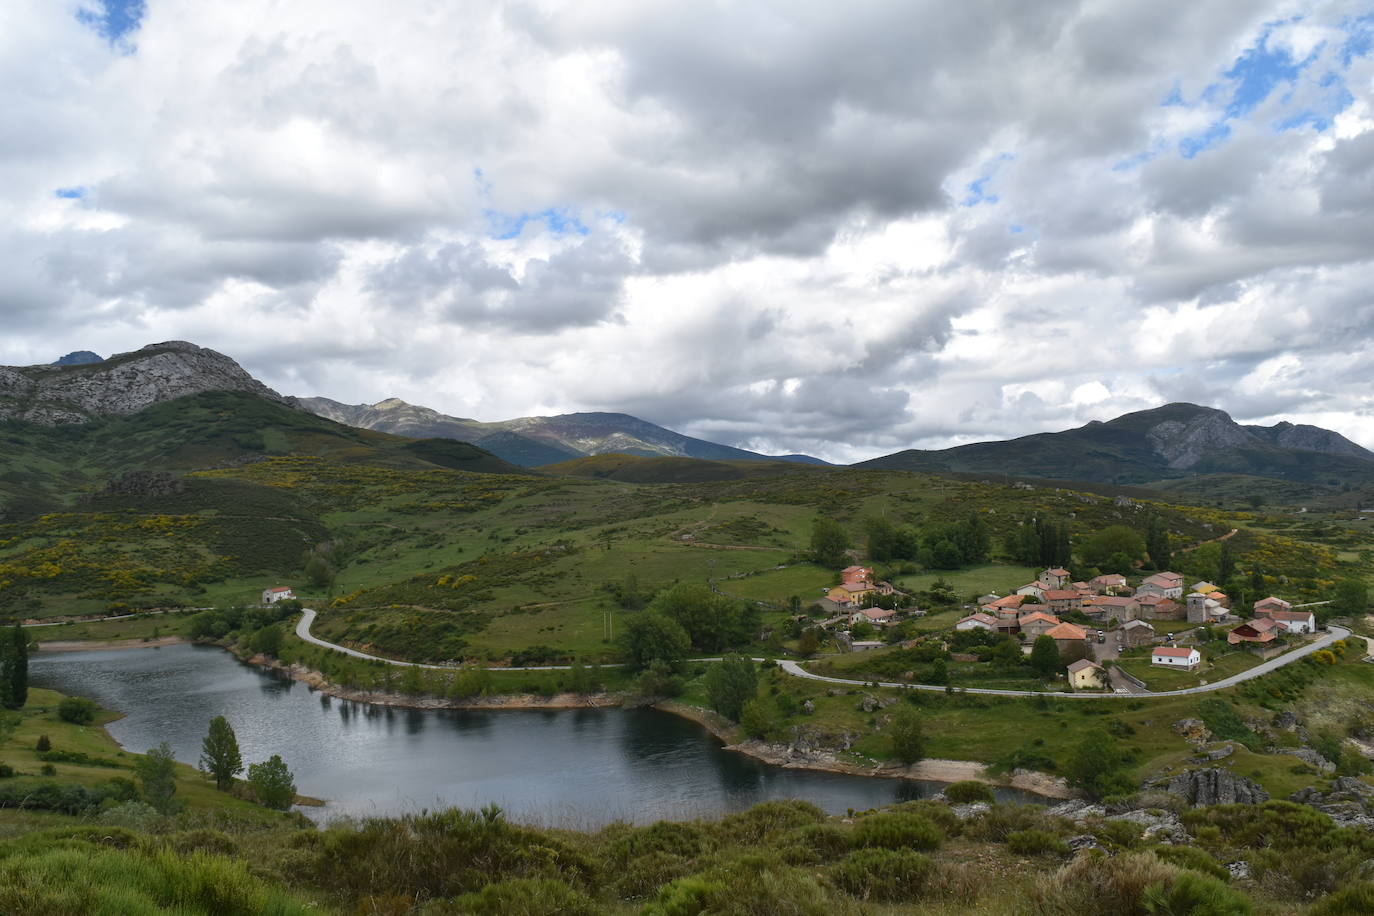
xmin=857 ymin=694 xmax=880 ymax=713
xmin=1047 ymin=800 xmax=1104 ymax=822
xmin=1161 ymin=768 xmax=1270 ymax=807
xmin=1227 ymin=861 xmax=1251 ymax=881
xmin=1067 ymin=834 xmax=1104 ymax=852
xmin=950 ymin=802 xmax=990 ymax=820
xmin=827 ymin=689 xmax=842 ymax=697
xmin=0 ymin=341 xmax=290 ymax=426
xmin=1277 ymin=747 xmax=1336 ymax=773
xmin=1273 ymin=710 xmax=1298 ymax=730
xmin=1196 ymin=743 xmax=1234 ymax=761
xmin=801 ymin=700 xmax=815 ymax=715
xmin=1172 ymin=718 xmax=1213 ymax=744
xmin=1290 ymin=777 xmax=1374 ymax=827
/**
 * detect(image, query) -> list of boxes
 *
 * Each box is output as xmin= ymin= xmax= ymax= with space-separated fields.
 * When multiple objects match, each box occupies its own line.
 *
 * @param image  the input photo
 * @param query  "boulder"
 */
xmin=950 ymin=802 xmax=990 ymax=820
xmin=801 ymin=699 xmax=815 ymax=715
xmin=1277 ymin=747 xmax=1336 ymax=773
xmin=1172 ymin=718 xmax=1212 ymax=744
xmin=857 ymin=694 xmax=880 ymax=713
xmin=1161 ymin=768 xmax=1270 ymax=807
xmin=1272 ymin=710 xmax=1298 ymax=730
xmin=1067 ymin=834 xmax=1104 ymax=853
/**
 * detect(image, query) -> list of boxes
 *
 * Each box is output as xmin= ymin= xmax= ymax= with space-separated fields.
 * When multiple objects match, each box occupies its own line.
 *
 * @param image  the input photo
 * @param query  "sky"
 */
xmin=3 ymin=1 xmax=1374 ymax=463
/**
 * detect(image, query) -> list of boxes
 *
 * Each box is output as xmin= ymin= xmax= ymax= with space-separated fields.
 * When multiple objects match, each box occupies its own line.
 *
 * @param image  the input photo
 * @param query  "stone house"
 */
xmin=1067 ymin=658 xmax=1106 ymax=689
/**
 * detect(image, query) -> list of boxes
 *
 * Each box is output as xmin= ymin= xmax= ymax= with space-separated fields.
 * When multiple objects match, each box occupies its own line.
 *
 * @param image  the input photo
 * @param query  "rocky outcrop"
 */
xmin=1172 ymin=718 xmax=1212 ymax=744
xmin=1247 ymin=421 xmax=1374 ymax=461
xmin=1147 ymin=408 xmax=1260 ymax=470
xmin=52 ymin=350 xmax=103 ymax=366
xmin=0 ymin=341 xmax=289 ymax=425
xmin=1290 ymin=777 xmax=1374 ymax=828
xmin=1161 ymin=768 xmax=1270 ymax=806
xmin=1277 ymin=747 xmax=1336 ymax=773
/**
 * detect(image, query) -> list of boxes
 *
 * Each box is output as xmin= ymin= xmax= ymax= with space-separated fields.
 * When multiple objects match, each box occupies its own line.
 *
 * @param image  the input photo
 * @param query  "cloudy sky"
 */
xmin=3 ymin=1 xmax=1373 ymax=462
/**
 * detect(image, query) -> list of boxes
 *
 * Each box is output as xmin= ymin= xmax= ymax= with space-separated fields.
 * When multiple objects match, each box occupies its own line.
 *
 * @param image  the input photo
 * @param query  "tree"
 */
xmin=1218 ymin=537 xmax=1236 ymax=585
xmin=703 ymin=654 xmax=758 ymax=721
xmin=1146 ymin=516 xmax=1171 ymax=571
xmin=0 ymin=626 xmax=28 ymax=709
xmin=199 ymin=716 xmax=243 ymax=791
xmin=1063 ymin=729 xmax=1133 ymax=799
xmin=990 ymin=637 xmax=1024 ymax=670
xmin=797 ymin=628 xmax=822 ymax=657
xmin=649 ymin=583 xmax=758 ymax=653
xmin=57 ymin=696 xmax=98 ymax=725
xmin=620 ymin=613 xmax=691 ymax=671
xmin=1030 ymin=635 xmax=1060 ymax=679
xmin=1335 ymin=579 xmax=1369 ymax=617
xmin=887 ymin=706 xmax=925 ymax=764
xmin=247 ymin=754 xmax=296 ymax=810
xmin=928 ymin=657 xmax=949 ymax=685
xmin=739 ymin=696 xmax=781 ymax=740
xmin=810 ymin=517 xmax=851 ymax=568
xmin=136 ymin=742 xmax=179 ymax=813
xmin=1079 ymin=526 xmax=1145 ymax=569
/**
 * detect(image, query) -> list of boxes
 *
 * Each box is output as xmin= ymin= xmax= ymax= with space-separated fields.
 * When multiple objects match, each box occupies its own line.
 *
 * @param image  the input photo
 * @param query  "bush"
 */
xmin=1006 ymin=829 xmax=1069 ymax=856
xmin=1311 ymin=880 xmax=1374 ymax=915
xmin=852 ymin=812 xmax=942 ymax=851
xmin=447 ymin=878 xmax=600 ymax=916
xmin=611 ymin=851 xmax=692 ymax=900
xmin=717 ymin=800 xmax=825 ymax=845
xmin=35 ymin=734 xmax=50 ymax=752
xmin=943 ymin=780 xmax=994 ymax=804
xmin=1141 ymin=870 xmax=1252 ymax=915
xmin=832 ymin=848 xmax=931 ymax=901
xmin=1150 ymin=844 xmax=1229 ymax=881
xmin=1021 ymin=852 xmax=1180 ymax=914
xmin=646 ymin=855 xmax=858 ymax=916
xmin=780 ymin=823 xmax=851 ymax=863
xmin=57 ymin=696 xmax=98 ymax=725
xmin=964 ymin=805 xmax=1067 ymax=843
xmin=609 ymin=820 xmax=714 ymax=863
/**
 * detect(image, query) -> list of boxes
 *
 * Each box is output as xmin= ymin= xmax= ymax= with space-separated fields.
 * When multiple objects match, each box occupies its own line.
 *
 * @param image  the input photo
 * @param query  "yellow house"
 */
xmin=827 ymin=584 xmax=874 ymax=606
xmin=1066 ymin=658 xmax=1105 ymax=690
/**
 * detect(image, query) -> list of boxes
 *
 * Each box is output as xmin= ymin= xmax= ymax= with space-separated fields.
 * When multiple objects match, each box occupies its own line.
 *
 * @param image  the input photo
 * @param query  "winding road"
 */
xmin=294 ymin=608 xmax=1351 ymax=699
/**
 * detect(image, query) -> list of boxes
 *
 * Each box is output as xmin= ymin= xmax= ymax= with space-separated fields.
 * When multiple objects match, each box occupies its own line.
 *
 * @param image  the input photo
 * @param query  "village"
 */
xmin=813 ymin=564 xmax=1324 ymax=692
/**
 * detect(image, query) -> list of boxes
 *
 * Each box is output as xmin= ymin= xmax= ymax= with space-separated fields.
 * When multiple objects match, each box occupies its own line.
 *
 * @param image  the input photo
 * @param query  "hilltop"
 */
xmin=298 ymin=395 xmax=830 ymax=468
xmin=859 ymin=402 xmax=1374 ymax=488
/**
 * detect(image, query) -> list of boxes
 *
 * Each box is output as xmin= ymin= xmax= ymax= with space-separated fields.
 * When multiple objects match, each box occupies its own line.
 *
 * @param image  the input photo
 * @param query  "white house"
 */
xmin=1270 ymin=609 xmax=1317 ymax=634
xmin=1152 ymin=646 xmax=1201 ymax=670
xmin=262 ymin=586 xmax=295 ymax=604
xmin=955 ymin=612 xmax=998 ymax=632
xmin=850 ymin=607 xmax=897 ymax=627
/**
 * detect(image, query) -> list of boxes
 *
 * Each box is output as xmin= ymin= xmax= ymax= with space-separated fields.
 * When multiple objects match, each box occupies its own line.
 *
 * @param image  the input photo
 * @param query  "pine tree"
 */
xmin=199 ymin=716 xmax=244 ymax=791
xmin=7 ymin=626 xmax=26 ymax=709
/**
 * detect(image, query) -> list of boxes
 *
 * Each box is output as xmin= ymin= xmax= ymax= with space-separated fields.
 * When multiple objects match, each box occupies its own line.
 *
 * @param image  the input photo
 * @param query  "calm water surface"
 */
xmin=30 ymin=644 xmax=1041 ymax=826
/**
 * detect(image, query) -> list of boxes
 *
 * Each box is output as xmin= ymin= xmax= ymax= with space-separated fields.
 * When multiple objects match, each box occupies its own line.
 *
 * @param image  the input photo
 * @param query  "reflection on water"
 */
xmin=30 ymin=644 xmax=1044 ymax=827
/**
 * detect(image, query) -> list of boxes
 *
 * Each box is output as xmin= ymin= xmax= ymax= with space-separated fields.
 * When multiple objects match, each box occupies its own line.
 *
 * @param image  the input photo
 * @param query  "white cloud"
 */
xmin=0 ymin=0 xmax=1371 ymax=463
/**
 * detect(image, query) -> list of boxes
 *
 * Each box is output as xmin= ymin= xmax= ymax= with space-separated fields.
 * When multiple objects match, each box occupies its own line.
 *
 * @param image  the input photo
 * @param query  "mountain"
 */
xmin=52 ymin=350 xmax=104 ymax=366
xmin=541 ymin=452 xmax=825 ymax=484
xmin=857 ymin=402 xmax=1374 ymax=487
xmin=1 ymin=341 xmax=288 ymax=425
xmin=297 ymin=396 xmax=829 ymax=468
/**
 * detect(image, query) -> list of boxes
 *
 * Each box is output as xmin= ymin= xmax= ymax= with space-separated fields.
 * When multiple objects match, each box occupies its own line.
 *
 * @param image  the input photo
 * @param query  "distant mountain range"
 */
xmin=297 ymin=396 xmax=830 ymax=468
xmin=858 ymin=403 xmax=1374 ymax=486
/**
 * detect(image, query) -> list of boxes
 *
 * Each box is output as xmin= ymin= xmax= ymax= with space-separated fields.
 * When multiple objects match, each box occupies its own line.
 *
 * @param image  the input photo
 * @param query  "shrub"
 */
xmin=965 ymin=805 xmax=1067 ymax=843
xmin=0 ymin=764 xmax=12 ymax=779
xmin=717 ymin=800 xmax=825 ymax=845
xmin=1092 ymin=818 xmax=1146 ymax=851
xmin=57 ymin=696 xmax=98 ymax=725
xmin=1021 ymin=852 xmax=1181 ymax=914
xmin=446 ymin=878 xmax=600 ymax=916
xmin=170 ymin=829 xmax=240 ymax=857
xmin=832 ymin=848 xmax=932 ymax=901
xmin=852 ymin=812 xmax=942 ymax=851
xmin=646 ymin=855 xmax=857 ymax=916
xmin=611 ymin=851 xmax=692 ymax=900
xmin=35 ymin=734 xmax=50 ymax=752
xmin=609 ymin=820 xmax=714 ymax=862
xmin=1311 ymin=880 xmax=1374 ymax=915
xmin=888 ymin=799 xmax=962 ymax=836
xmin=943 ymin=780 xmax=994 ymax=804
xmin=1006 ymin=829 xmax=1069 ymax=856
xmin=1150 ymin=844 xmax=1229 ymax=881
xmin=783 ymin=823 xmax=851 ymax=861
xmin=1141 ymin=870 xmax=1252 ymax=915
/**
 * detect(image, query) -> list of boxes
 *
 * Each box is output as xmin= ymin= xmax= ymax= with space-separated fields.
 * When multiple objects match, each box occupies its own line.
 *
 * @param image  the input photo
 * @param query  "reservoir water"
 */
xmin=30 ymin=643 xmax=1042 ymax=826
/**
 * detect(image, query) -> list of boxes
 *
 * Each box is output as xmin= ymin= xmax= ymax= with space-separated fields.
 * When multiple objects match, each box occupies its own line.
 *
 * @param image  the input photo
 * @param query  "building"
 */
xmin=850 ymin=640 xmax=886 ymax=651
xmin=1015 ymin=582 xmax=1047 ymax=601
xmin=1138 ymin=594 xmax=1183 ymax=620
xmin=850 ymin=607 xmax=897 ymax=627
xmin=1090 ymin=573 xmax=1129 ymax=592
xmin=1045 ymin=621 xmax=1089 ymax=652
xmin=1039 ymin=567 xmax=1071 ymax=589
xmin=1120 ymin=618 xmax=1156 ymax=648
xmin=1043 ymin=589 xmax=1083 ymax=613
xmin=1270 ymin=609 xmax=1317 ymax=634
xmin=841 ymin=565 xmax=875 ymax=587
xmin=1152 ymin=646 xmax=1201 ymax=670
xmin=1067 ymin=658 xmax=1106 ymax=689
xmin=1018 ymin=611 xmax=1062 ymax=640
xmin=262 ymin=586 xmax=295 ymax=604
xmin=1084 ymin=595 xmax=1139 ymax=623
xmin=827 ymin=584 xmax=874 ymax=607
xmin=1228 ymin=622 xmax=1276 ymax=646
xmin=982 ymin=594 xmax=1027 ymax=615
xmin=1137 ymin=572 xmax=1184 ymax=599
xmin=1253 ymin=596 xmax=1294 ymax=617
xmin=955 ymin=613 xmax=998 ymax=632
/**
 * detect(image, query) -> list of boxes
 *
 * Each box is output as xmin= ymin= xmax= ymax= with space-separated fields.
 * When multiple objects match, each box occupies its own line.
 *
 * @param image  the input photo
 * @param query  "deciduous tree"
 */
xmin=136 ymin=742 xmax=179 ymax=813
xmin=247 ymin=754 xmax=297 ymax=810
xmin=703 ymin=654 xmax=758 ymax=721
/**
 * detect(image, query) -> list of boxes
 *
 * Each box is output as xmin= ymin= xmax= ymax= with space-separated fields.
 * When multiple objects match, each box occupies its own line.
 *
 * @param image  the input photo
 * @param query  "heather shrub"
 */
xmin=832 ymin=848 xmax=932 ymax=901
xmin=1311 ymin=880 xmax=1374 ymax=915
xmin=889 ymin=798 xmax=962 ymax=836
xmin=1140 ymin=870 xmax=1251 ymax=915
xmin=965 ymin=804 xmax=1068 ymax=842
xmin=852 ymin=812 xmax=942 ymax=851
xmin=1006 ymin=829 xmax=1070 ymax=856
xmin=716 ymin=799 xmax=825 ymax=844
xmin=442 ymin=878 xmax=601 ymax=916
xmin=779 ymin=823 xmax=851 ymax=863
xmin=1150 ymin=844 xmax=1229 ymax=881
xmin=611 ymin=851 xmax=692 ymax=900
xmin=645 ymin=854 xmax=858 ymax=916
xmin=943 ymin=780 xmax=994 ymax=803
xmin=1019 ymin=852 xmax=1180 ymax=915
xmin=609 ymin=820 xmax=714 ymax=862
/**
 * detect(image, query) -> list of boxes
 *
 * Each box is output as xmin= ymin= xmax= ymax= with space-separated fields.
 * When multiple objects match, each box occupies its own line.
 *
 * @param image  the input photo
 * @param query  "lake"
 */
xmin=30 ymin=643 xmax=1042 ymax=826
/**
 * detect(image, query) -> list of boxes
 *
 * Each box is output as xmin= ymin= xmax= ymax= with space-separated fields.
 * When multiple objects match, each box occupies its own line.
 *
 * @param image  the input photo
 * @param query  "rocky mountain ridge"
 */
xmin=298 ymin=395 xmax=828 ymax=468
xmin=859 ymin=402 xmax=1374 ymax=487
xmin=0 ymin=342 xmax=290 ymax=425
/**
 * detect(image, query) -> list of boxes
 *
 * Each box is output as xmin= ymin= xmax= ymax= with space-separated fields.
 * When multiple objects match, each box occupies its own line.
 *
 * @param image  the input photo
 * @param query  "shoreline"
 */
xmin=36 ymin=638 xmax=1073 ymax=799
xmin=653 ymin=699 xmax=1076 ymax=800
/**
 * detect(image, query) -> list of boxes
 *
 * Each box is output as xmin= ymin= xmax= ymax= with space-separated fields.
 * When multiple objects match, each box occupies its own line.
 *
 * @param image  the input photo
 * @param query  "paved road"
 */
xmin=779 ymin=625 xmax=1351 ymax=699
xmin=295 ymin=608 xmax=1352 ymax=698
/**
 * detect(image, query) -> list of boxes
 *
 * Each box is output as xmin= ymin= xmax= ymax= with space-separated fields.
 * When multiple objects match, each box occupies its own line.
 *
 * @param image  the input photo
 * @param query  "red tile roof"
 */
xmin=1045 ymin=622 xmax=1087 ymax=640
xmin=1153 ymin=646 xmax=1197 ymax=658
